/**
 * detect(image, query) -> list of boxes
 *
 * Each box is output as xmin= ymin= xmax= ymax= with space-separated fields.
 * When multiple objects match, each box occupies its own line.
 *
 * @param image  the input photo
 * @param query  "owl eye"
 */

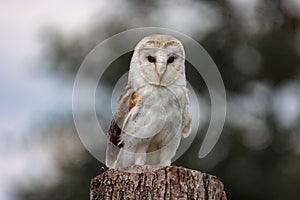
xmin=167 ymin=56 xmax=175 ymax=64
xmin=147 ymin=56 xmax=156 ymax=63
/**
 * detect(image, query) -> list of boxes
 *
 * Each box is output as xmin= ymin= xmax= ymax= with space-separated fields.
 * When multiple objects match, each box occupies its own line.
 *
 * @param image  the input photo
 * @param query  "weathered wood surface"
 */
xmin=90 ymin=165 xmax=227 ymax=200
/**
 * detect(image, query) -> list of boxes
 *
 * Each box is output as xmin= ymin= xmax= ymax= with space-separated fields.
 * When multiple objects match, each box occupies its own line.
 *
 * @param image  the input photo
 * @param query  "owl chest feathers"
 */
xmin=123 ymin=85 xmax=185 ymax=142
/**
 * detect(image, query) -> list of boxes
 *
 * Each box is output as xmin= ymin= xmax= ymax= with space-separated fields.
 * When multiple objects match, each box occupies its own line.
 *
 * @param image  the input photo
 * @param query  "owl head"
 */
xmin=129 ymin=34 xmax=186 ymax=89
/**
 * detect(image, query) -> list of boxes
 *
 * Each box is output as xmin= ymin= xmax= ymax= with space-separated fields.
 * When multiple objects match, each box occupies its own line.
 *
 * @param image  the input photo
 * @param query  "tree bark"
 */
xmin=90 ymin=165 xmax=227 ymax=200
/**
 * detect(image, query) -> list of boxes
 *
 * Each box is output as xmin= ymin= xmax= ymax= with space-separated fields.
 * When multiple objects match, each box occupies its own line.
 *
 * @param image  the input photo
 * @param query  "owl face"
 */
xmin=133 ymin=35 xmax=186 ymax=87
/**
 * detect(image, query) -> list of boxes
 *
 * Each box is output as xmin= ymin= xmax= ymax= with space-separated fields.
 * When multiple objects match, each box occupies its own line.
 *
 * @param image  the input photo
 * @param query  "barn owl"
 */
xmin=106 ymin=34 xmax=192 ymax=168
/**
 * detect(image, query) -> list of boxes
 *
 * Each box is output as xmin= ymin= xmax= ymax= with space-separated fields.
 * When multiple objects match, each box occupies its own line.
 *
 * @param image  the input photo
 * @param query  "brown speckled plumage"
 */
xmin=106 ymin=85 xmax=138 ymax=167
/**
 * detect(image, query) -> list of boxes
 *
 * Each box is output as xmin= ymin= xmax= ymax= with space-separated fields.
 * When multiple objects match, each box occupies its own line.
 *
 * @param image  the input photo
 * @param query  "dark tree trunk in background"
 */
xmin=90 ymin=165 xmax=227 ymax=200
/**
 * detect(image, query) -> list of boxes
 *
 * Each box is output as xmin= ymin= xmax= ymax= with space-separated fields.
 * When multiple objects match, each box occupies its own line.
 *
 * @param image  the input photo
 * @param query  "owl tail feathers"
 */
xmin=105 ymin=142 xmax=120 ymax=168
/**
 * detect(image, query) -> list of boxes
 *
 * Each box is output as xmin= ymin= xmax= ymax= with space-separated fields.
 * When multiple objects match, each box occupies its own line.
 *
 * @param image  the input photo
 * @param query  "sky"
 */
xmin=0 ymin=0 xmax=100 ymax=137
xmin=0 ymin=1 xmax=99 ymax=199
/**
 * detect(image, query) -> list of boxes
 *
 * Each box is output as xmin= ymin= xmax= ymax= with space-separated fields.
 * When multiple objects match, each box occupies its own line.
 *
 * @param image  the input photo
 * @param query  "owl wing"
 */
xmin=182 ymin=88 xmax=192 ymax=138
xmin=106 ymin=84 xmax=138 ymax=168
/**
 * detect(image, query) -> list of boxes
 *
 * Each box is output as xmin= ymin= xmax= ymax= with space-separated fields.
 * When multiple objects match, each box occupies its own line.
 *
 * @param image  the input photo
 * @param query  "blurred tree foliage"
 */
xmin=17 ymin=0 xmax=300 ymax=200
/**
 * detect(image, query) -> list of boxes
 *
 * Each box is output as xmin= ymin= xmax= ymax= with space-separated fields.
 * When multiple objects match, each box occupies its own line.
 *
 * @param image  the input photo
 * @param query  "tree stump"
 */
xmin=90 ymin=165 xmax=227 ymax=200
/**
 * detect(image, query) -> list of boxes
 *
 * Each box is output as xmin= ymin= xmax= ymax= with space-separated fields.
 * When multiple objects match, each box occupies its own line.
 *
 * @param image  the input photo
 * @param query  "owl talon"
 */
xmin=100 ymin=166 xmax=108 ymax=174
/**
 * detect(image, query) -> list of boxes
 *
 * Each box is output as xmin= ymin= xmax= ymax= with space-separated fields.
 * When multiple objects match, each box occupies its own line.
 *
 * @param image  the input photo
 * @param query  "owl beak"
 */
xmin=156 ymin=63 xmax=167 ymax=80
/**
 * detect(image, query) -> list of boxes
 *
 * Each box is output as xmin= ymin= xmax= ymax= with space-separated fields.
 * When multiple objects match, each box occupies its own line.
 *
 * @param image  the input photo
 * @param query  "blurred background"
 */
xmin=1 ymin=0 xmax=300 ymax=199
